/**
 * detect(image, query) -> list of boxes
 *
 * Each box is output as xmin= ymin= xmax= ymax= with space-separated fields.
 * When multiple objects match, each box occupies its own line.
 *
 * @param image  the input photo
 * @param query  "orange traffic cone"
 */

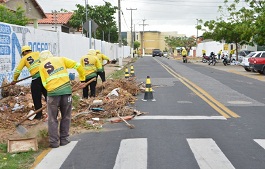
xmin=125 ymin=68 xmax=130 ymax=79
xmin=142 ymin=76 xmax=156 ymax=101
xmin=130 ymin=65 xmax=135 ymax=77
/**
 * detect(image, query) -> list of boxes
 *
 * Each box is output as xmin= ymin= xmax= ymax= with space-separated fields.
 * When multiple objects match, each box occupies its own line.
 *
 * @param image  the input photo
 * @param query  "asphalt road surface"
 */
xmin=35 ymin=56 xmax=265 ymax=169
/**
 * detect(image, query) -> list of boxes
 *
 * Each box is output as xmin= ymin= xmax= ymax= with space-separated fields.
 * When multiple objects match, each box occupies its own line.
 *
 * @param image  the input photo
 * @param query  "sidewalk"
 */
xmin=104 ymin=57 xmax=133 ymax=77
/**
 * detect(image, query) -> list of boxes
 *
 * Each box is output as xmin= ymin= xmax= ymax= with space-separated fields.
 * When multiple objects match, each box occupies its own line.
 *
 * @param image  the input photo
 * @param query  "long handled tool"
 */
xmin=116 ymin=111 xmax=135 ymax=129
xmin=15 ymin=106 xmax=47 ymax=134
xmin=15 ymin=77 xmax=97 ymax=134
xmin=0 ymin=76 xmax=32 ymax=89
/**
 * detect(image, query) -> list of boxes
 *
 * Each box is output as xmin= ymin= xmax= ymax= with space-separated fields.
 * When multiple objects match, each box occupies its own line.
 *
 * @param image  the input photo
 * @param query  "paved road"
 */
xmin=33 ymin=56 xmax=265 ymax=169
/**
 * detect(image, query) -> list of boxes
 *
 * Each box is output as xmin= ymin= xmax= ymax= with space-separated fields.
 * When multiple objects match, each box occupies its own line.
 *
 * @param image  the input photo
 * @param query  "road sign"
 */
xmin=83 ymin=20 xmax=98 ymax=33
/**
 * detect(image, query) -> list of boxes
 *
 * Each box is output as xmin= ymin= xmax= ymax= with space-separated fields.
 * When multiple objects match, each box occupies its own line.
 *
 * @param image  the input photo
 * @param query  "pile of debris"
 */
xmin=0 ymin=77 xmax=147 ymax=142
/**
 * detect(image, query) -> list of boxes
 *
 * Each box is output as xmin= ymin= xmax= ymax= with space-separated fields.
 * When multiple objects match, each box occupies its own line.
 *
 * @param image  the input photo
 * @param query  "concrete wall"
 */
xmin=0 ymin=22 xmax=130 ymax=86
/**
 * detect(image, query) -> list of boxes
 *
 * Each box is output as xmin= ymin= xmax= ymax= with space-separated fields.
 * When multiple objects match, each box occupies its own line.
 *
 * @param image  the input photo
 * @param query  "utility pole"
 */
xmin=126 ymin=8 xmax=137 ymax=57
xmin=52 ymin=10 xmax=58 ymax=32
xmin=139 ymin=19 xmax=148 ymax=56
xmin=85 ymin=0 xmax=92 ymax=49
xmin=196 ymin=19 xmax=198 ymax=46
xmin=85 ymin=0 xmax=88 ymax=37
xmin=118 ymin=0 xmax=122 ymax=65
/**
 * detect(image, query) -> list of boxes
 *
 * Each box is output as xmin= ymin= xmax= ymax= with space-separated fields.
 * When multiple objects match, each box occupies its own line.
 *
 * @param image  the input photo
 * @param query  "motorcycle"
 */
xmin=183 ymin=56 xmax=187 ymax=63
xmin=222 ymin=55 xmax=229 ymax=66
xmin=202 ymin=55 xmax=211 ymax=63
xmin=208 ymin=52 xmax=217 ymax=66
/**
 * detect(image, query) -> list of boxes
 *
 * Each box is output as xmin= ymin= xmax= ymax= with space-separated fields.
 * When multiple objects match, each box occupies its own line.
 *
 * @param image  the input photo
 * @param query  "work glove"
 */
xmin=10 ymin=81 xmax=17 ymax=85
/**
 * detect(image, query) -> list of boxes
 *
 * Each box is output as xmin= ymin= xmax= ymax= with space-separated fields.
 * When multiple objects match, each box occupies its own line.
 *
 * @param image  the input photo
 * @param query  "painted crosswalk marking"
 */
xmin=187 ymin=138 xmax=235 ymax=169
xmin=254 ymin=139 xmax=265 ymax=149
xmin=134 ymin=116 xmax=227 ymax=120
xmin=113 ymin=138 xmax=147 ymax=169
xmin=35 ymin=141 xmax=78 ymax=169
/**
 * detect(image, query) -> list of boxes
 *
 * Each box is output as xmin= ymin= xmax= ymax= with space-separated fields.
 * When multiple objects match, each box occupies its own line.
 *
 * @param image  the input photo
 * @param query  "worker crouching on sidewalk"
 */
xmin=95 ymin=50 xmax=110 ymax=82
xmin=39 ymin=50 xmax=85 ymax=148
xmin=11 ymin=46 xmax=47 ymax=120
xmin=80 ymin=49 xmax=102 ymax=98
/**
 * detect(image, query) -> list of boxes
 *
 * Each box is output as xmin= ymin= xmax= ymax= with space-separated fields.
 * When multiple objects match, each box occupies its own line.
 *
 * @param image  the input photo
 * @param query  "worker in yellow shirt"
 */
xmin=11 ymin=46 xmax=47 ymax=120
xmin=230 ymin=49 xmax=235 ymax=61
xmin=218 ymin=49 xmax=222 ymax=60
xmin=181 ymin=47 xmax=187 ymax=63
xmin=38 ymin=50 xmax=85 ymax=148
xmin=95 ymin=50 xmax=110 ymax=82
xmin=80 ymin=49 xmax=102 ymax=98
xmin=202 ymin=49 xmax=206 ymax=57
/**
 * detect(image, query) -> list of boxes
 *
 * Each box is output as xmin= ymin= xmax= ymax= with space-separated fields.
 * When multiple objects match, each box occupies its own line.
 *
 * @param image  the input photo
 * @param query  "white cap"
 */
xmin=40 ymin=50 xmax=53 ymax=62
xmin=88 ymin=49 xmax=96 ymax=55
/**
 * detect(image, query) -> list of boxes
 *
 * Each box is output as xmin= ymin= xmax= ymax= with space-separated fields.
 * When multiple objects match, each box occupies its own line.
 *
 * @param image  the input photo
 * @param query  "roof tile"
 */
xmin=38 ymin=12 xmax=73 ymax=24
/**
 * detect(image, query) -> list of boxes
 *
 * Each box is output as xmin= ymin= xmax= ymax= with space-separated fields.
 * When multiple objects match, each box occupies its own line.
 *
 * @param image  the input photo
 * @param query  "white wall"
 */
xmin=0 ymin=22 xmax=130 ymax=86
xmin=196 ymin=41 xmax=224 ymax=57
xmin=196 ymin=41 xmax=258 ymax=57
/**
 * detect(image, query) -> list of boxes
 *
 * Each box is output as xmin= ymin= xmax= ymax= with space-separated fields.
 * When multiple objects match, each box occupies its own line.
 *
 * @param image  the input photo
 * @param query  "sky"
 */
xmin=36 ymin=0 xmax=248 ymax=37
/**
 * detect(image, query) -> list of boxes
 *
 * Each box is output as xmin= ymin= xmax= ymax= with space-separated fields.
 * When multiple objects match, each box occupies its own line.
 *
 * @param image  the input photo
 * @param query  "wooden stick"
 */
xmin=0 ymin=76 xmax=32 ymax=89
xmin=116 ymin=111 xmax=135 ymax=129
xmin=72 ymin=77 xmax=96 ymax=92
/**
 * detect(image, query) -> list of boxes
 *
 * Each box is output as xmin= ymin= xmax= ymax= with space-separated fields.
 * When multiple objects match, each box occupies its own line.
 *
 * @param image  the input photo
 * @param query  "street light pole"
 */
xmin=126 ymin=8 xmax=137 ymax=57
xmin=139 ymin=19 xmax=148 ymax=56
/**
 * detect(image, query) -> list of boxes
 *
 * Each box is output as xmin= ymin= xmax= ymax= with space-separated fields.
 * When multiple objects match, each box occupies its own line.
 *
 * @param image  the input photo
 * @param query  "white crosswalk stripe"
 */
xmin=35 ymin=141 xmax=78 ymax=169
xmin=254 ymin=139 xmax=265 ymax=149
xmin=187 ymin=138 xmax=235 ymax=169
xmin=35 ymin=138 xmax=265 ymax=168
xmin=113 ymin=138 xmax=148 ymax=169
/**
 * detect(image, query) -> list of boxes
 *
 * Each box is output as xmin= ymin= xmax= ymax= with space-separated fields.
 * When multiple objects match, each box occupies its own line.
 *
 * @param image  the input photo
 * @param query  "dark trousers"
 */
xmin=47 ymin=94 xmax=72 ymax=147
xmin=97 ymin=71 xmax=106 ymax=82
xmin=82 ymin=77 xmax=97 ymax=98
xmin=31 ymin=77 xmax=47 ymax=119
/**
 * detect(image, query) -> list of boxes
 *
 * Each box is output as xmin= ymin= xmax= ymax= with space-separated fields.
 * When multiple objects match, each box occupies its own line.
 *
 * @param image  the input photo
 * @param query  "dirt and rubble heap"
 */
xmin=0 ymin=77 xmax=145 ymax=143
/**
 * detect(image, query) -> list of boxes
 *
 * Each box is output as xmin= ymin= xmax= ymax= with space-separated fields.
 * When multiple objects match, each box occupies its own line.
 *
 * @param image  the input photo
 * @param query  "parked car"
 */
xmin=241 ymin=52 xmax=257 ymax=71
xmin=237 ymin=50 xmax=253 ymax=62
xmin=249 ymin=51 xmax=265 ymax=74
xmin=242 ymin=51 xmax=264 ymax=72
xmin=152 ymin=49 xmax=162 ymax=57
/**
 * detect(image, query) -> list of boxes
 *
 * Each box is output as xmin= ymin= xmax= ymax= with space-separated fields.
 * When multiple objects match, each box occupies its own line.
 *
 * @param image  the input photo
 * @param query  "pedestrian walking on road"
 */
xmin=11 ymin=46 xmax=47 ymax=120
xmin=80 ymin=49 xmax=102 ymax=98
xmin=95 ymin=50 xmax=110 ymax=82
xmin=39 ymin=50 xmax=85 ymax=148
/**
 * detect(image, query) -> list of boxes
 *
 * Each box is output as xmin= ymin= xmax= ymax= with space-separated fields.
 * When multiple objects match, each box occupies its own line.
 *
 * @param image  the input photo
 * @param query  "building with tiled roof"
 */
xmin=27 ymin=12 xmax=75 ymax=33
xmin=0 ymin=0 xmax=46 ymax=28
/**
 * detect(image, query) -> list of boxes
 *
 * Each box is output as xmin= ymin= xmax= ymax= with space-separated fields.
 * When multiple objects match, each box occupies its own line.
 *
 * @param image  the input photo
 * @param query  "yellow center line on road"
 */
xmin=155 ymin=59 xmax=240 ymax=119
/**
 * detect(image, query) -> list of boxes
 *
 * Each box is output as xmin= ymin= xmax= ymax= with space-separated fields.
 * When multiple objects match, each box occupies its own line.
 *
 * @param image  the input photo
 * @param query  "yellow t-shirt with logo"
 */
xmin=13 ymin=52 xmax=41 ymax=81
xmin=39 ymin=57 xmax=85 ymax=96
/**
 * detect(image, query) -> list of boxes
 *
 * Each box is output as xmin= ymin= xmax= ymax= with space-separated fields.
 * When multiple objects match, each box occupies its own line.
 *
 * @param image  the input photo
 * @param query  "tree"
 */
xmin=69 ymin=2 xmax=118 ymax=43
xmin=165 ymin=36 xmax=196 ymax=53
xmin=197 ymin=0 xmax=265 ymax=60
xmin=134 ymin=41 xmax=140 ymax=50
xmin=0 ymin=5 xmax=29 ymax=26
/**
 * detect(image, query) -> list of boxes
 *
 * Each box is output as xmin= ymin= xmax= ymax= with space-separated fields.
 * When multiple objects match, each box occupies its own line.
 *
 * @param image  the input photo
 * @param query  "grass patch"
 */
xmin=72 ymin=94 xmax=81 ymax=109
xmin=110 ymin=67 xmax=126 ymax=79
xmin=0 ymin=143 xmax=40 ymax=169
xmin=0 ymin=129 xmax=51 ymax=168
